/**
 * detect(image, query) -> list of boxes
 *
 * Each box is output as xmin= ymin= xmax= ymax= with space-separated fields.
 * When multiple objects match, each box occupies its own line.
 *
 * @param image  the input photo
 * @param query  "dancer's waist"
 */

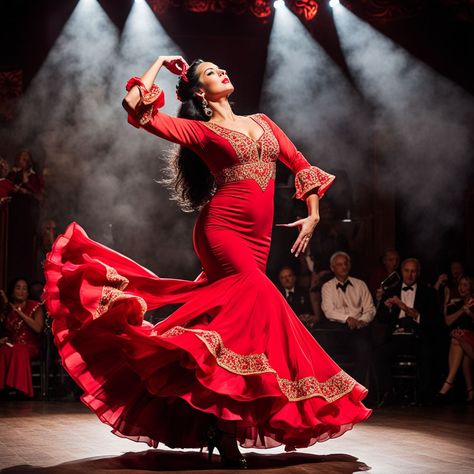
xmin=214 ymin=162 xmax=276 ymax=192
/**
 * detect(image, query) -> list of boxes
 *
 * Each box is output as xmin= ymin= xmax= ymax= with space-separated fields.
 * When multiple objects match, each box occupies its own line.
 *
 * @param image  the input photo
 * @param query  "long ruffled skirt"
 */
xmin=43 ymin=223 xmax=371 ymax=450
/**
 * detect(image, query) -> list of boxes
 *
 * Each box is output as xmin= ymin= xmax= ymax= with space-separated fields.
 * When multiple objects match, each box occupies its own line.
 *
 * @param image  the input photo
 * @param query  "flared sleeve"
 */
xmin=261 ymin=114 xmax=335 ymax=200
xmin=125 ymin=77 xmax=205 ymax=148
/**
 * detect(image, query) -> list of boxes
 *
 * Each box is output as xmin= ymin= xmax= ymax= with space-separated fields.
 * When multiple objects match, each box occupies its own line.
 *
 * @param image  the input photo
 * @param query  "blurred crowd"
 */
xmin=275 ymin=251 xmax=473 ymax=407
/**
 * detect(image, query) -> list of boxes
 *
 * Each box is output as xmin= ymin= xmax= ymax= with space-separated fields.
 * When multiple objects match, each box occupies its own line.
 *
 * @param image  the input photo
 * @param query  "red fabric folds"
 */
xmin=44 ymin=223 xmax=371 ymax=450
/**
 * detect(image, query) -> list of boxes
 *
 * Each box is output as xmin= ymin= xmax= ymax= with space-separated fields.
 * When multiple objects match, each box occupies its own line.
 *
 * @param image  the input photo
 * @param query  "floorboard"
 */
xmin=0 ymin=401 xmax=473 ymax=473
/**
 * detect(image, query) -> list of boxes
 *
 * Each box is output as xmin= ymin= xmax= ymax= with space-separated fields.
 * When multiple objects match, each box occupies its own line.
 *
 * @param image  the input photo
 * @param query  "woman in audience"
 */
xmin=434 ymin=260 xmax=465 ymax=312
xmin=7 ymin=150 xmax=44 ymax=200
xmin=0 ymin=278 xmax=44 ymax=397
xmin=0 ymin=157 xmax=14 ymax=201
xmin=438 ymin=276 xmax=474 ymax=402
xmin=7 ymin=150 xmax=45 ymax=281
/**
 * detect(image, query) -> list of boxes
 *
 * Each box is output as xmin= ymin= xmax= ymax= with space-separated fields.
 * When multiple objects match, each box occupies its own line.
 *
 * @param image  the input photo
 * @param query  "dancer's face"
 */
xmin=195 ymin=62 xmax=234 ymax=100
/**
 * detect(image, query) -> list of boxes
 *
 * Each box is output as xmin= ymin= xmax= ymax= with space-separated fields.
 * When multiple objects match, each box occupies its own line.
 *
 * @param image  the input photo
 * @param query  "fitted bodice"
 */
xmin=201 ymin=114 xmax=280 ymax=192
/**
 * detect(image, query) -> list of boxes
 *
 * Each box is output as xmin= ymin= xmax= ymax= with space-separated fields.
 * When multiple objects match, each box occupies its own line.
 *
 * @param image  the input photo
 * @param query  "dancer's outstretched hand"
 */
xmin=277 ymin=215 xmax=319 ymax=257
xmin=160 ymin=56 xmax=188 ymax=75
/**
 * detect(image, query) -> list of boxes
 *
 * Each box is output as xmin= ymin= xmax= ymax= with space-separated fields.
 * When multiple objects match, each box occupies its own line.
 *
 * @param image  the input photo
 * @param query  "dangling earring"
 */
xmin=201 ymin=98 xmax=213 ymax=117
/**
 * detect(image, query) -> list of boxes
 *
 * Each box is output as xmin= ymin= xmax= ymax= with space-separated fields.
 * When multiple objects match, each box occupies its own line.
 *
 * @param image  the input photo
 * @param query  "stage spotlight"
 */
xmin=274 ymin=0 xmax=285 ymax=9
xmin=329 ymin=0 xmax=340 ymax=8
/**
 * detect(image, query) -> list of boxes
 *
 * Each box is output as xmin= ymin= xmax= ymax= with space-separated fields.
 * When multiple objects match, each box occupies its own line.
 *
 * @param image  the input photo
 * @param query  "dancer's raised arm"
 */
xmin=123 ymin=55 xmax=187 ymax=111
xmin=122 ymin=56 xmax=206 ymax=147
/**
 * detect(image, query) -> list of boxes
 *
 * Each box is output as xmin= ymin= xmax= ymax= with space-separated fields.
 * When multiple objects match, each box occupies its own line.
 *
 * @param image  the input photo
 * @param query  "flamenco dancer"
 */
xmin=44 ymin=56 xmax=371 ymax=469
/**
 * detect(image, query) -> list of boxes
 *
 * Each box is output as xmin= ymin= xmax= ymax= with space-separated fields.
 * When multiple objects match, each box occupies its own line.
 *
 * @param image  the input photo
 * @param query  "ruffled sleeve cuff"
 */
xmin=294 ymin=166 xmax=336 ymax=200
xmin=126 ymin=76 xmax=165 ymax=128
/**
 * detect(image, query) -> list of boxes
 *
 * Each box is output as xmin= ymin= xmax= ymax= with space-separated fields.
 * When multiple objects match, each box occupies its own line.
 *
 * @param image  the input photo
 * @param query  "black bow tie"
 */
xmin=402 ymin=286 xmax=414 ymax=291
xmin=336 ymin=281 xmax=352 ymax=293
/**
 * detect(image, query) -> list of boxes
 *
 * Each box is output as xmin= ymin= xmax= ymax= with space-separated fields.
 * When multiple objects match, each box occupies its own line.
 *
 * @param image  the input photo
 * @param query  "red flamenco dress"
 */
xmin=0 ymin=300 xmax=42 ymax=397
xmin=43 ymin=80 xmax=371 ymax=450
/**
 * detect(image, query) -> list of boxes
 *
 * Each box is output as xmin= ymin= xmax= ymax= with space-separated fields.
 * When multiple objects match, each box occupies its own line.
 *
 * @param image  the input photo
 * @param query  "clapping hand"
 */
xmin=464 ymin=297 xmax=474 ymax=316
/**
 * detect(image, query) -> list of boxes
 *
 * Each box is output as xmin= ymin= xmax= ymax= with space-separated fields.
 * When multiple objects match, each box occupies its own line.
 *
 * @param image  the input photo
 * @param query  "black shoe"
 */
xmin=207 ymin=426 xmax=247 ymax=469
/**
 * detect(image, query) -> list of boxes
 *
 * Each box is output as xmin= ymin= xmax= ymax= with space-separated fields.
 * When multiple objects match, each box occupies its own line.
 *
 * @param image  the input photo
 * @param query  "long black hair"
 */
xmin=164 ymin=59 xmax=215 ymax=212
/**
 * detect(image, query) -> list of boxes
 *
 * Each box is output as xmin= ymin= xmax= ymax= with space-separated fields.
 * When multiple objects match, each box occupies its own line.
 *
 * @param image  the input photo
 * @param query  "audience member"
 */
xmin=437 ymin=276 xmax=474 ymax=402
xmin=0 ymin=278 xmax=44 ymax=398
xmin=7 ymin=150 xmax=44 ymax=200
xmin=321 ymin=251 xmax=375 ymax=383
xmin=369 ymin=248 xmax=400 ymax=303
xmin=7 ymin=150 xmax=45 ymax=282
xmin=375 ymin=258 xmax=440 ymax=405
xmin=278 ymin=266 xmax=314 ymax=327
xmin=0 ymin=157 xmax=14 ymax=201
xmin=434 ymin=260 xmax=465 ymax=310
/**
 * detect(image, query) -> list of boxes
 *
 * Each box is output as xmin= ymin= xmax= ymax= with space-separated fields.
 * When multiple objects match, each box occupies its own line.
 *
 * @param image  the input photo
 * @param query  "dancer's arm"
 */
xmin=123 ymin=56 xmax=181 ymax=109
xmin=260 ymin=114 xmax=335 ymax=199
xmin=123 ymin=56 xmax=206 ymax=147
xmin=264 ymin=115 xmax=335 ymax=256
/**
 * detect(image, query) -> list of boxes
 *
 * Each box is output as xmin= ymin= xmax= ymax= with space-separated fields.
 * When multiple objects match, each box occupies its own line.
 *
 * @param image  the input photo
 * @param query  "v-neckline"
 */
xmin=203 ymin=115 xmax=266 ymax=143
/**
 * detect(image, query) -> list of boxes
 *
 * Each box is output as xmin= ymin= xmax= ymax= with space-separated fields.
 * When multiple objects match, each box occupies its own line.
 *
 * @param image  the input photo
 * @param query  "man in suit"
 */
xmin=278 ymin=266 xmax=313 ymax=322
xmin=321 ymin=251 xmax=376 ymax=384
xmin=375 ymin=258 xmax=440 ymax=405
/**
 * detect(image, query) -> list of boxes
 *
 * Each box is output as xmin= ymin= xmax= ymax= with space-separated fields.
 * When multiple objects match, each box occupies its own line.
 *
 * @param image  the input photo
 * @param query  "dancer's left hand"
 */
xmin=277 ymin=215 xmax=319 ymax=257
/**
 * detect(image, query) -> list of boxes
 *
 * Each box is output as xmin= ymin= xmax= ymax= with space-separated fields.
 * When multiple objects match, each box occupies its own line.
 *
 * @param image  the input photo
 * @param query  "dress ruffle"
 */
xmin=44 ymin=223 xmax=371 ymax=449
xmin=294 ymin=166 xmax=336 ymax=200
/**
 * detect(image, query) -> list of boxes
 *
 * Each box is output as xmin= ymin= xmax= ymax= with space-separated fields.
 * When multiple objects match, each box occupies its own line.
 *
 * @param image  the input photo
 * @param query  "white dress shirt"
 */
xmin=321 ymin=276 xmax=376 ymax=324
xmin=285 ymin=287 xmax=295 ymax=298
xmin=400 ymin=283 xmax=420 ymax=323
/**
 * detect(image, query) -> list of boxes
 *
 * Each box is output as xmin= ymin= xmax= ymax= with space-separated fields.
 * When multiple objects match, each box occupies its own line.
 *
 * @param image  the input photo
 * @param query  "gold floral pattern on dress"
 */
xmin=92 ymin=264 xmax=147 ymax=320
xmin=203 ymin=114 xmax=280 ymax=191
xmin=215 ymin=162 xmax=276 ymax=192
xmin=104 ymin=264 xmax=129 ymax=291
xmin=161 ymin=326 xmax=356 ymax=402
xmin=162 ymin=326 xmax=276 ymax=375
xmin=136 ymin=85 xmax=164 ymax=126
xmin=277 ymin=371 xmax=355 ymax=403
xmin=294 ymin=166 xmax=336 ymax=200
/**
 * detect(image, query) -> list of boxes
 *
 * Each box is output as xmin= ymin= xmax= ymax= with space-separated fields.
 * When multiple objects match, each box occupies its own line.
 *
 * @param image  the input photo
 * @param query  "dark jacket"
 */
xmin=280 ymin=286 xmax=312 ymax=316
xmin=376 ymin=282 xmax=440 ymax=339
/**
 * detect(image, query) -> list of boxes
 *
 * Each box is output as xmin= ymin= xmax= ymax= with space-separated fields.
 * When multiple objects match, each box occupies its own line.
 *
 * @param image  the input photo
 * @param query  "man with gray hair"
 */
xmin=321 ymin=251 xmax=376 ymax=383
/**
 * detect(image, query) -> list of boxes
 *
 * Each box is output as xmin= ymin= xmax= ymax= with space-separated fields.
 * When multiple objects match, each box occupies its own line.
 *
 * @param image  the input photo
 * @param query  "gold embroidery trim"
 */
xmin=203 ymin=114 xmax=280 ymax=192
xmin=136 ymin=85 xmax=163 ymax=126
xmin=160 ymin=326 xmax=356 ymax=402
xmin=214 ymin=162 xmax=276 ymax=192
xmin=92 ymin=264 xmax=147 ymax=320
xmin=294 ymin=166 xmax=336 ymax=200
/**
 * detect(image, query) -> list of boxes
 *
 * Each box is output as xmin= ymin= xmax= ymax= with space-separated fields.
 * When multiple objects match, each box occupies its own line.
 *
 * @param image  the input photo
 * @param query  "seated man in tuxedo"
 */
xmin=321 ymin=251 xmax=376 ymax=384
xmin=375 ymin=258 xmax=440 ymax=404
xmin=278 ymin=266 xmax=314 ymax=326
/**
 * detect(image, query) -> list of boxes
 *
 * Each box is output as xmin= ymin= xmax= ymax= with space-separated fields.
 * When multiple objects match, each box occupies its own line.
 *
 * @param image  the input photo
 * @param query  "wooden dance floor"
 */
xmin=0 ymin=401 xmax=473 ymax=473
